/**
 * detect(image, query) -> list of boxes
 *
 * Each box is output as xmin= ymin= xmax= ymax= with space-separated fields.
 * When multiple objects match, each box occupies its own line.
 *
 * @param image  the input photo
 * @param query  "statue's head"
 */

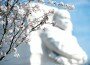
xmin=53 ymin=9 xmax=73 ymax=33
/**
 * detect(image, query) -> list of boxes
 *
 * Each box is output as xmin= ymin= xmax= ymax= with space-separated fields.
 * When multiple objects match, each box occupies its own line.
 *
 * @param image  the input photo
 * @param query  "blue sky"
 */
xmin=55 ymin=0 xmax=90 ymax=60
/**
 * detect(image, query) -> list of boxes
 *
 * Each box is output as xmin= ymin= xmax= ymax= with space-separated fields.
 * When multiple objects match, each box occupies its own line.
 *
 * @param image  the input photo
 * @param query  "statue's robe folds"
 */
xmin=40 ymin=24 xmax=87 ymax=65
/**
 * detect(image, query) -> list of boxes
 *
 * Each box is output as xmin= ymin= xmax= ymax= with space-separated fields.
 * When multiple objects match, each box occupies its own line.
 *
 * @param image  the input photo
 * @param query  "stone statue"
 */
xmin=39 ymin=9 xmax=87 ymax=65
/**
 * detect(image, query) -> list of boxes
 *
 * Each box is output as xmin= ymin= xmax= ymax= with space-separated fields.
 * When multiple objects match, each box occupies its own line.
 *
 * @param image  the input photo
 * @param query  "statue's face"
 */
xmin=53 ymin=10 xmax=73 ymax=31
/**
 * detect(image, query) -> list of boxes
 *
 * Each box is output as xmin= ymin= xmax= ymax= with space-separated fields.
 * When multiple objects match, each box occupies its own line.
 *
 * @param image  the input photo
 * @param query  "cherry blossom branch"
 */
xmin=0 ymin=0 xmax=19 ymax=60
